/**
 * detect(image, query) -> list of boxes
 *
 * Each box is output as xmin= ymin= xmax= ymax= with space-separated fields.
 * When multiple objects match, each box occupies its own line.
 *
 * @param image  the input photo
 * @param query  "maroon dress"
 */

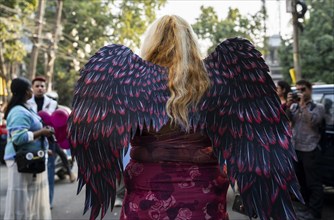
xmin=120 ymin=126 xmax=230 ymax=220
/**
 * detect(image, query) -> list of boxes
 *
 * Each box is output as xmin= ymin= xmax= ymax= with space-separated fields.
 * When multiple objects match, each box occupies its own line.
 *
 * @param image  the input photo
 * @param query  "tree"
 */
xmin=278 ymin=0 xmax=334 ymax=84
xmin=39 ymin=0 xmax=166 ymax=106
xmin=278 ymin=39 xmax=294 ymax=83
xmin=110 ymin=0 xmax=167 ymax=48
xmin=0 ymin=0 xmax=37 ymax=102
xmin=0 ymin=0 xmax=37 ymax=79
xmin=28 ymin=0 xmax=45 ymax=80
xmin=192 ymin=6 xmax=265 ymax=54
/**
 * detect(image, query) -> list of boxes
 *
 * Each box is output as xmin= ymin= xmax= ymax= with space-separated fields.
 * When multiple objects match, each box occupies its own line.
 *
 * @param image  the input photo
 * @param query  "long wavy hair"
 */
xmin=140 ymin=15 xmax=210 ymax=129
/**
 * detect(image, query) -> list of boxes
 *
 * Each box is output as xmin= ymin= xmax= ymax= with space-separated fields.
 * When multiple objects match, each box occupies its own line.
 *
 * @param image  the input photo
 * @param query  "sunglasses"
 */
xmin=297 ymin=87 xmax=306 ymax=92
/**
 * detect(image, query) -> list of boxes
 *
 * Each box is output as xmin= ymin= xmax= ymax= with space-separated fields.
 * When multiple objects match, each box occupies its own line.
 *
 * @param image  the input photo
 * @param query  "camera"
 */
xmin=291 ymin=91 xmax=301 ymax=102
xmin=48 ymin=134 xmax=57 ymax=143
xmin=45 ymin=126 xmax=57 ymax=143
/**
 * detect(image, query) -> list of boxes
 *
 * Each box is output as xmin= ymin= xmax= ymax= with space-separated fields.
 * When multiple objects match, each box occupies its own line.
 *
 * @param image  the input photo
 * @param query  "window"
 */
xmin=322 ymin=94 xmax=334 ymax=126
xmin=313 ymin=93 xmax=323 ymax=103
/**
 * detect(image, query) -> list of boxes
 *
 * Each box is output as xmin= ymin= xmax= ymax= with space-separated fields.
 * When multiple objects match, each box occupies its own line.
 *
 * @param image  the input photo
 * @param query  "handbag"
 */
xmin=13 ymin=136 xmax=46 ymax=175
xmin=232 ymin=194 xmax=258 ymax=218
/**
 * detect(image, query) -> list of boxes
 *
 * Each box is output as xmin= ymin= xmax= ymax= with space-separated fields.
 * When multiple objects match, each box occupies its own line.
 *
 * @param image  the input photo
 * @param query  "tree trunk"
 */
xmin=46 ymin=0 xmax=63 ymax=92
xmin=28 ymin=0 xmax=46 ymax=80
xmin=0 ymin=42 xmax=7 ymax=79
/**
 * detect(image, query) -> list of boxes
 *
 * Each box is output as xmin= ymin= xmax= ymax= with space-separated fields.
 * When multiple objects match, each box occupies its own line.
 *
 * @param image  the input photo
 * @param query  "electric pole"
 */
xmin=277 ymin=0 xmax=282 ymax=35
xmin=287 ymin=0 xmax=307 ymax=81
xmin=28 ymin=0 xmax=46 ymax=80
xmin=291 ymin=0 xmax=302 ymax=81
xmin=46 ymin=0 xmax=63 ymax=92
xmin=0 ymin=42 xmax=6 ymax=79
xmin=261 ymin=0 xmax=268 ymax=58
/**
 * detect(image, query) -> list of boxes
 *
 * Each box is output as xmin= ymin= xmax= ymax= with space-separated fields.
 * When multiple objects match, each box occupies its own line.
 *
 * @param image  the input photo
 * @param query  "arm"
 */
xmin=285 ymin=103 xmax=299 ymax=125
xmin=302 ymin=103 xmax=325 ymax=127
xmin=9 ymin=109 xmax=54 ymax=146
xmin=33 ymin=127 xmax=54 ymax=140
xmin=285 ymin=92 xmax=297 ymax=123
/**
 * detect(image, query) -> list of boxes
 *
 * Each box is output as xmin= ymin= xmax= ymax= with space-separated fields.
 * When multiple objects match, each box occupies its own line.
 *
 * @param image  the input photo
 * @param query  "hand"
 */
xmin=41 ymin=126 xmax=55 ymax=137
xmin=286 ymin=92 xmax=294 ymax=107
xmin=48 ymin=149 xmax=54 ymax=156
xmin=298 ymin=93 xmax=306 ymax=107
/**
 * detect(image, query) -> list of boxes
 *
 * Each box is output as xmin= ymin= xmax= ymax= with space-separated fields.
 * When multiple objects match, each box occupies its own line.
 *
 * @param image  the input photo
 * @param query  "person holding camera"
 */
xmin=286 ymin=79 xmax=325 ymax=220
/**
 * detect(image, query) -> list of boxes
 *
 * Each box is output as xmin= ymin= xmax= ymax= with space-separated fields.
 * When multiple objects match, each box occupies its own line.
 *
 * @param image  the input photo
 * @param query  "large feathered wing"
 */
xmin=68 ymin=38 xmax=302 ymax=220
xmin=67 ymin=44 xmax=169 ymax=219
xmin=200 ymin=38 xmax=303 ymax=220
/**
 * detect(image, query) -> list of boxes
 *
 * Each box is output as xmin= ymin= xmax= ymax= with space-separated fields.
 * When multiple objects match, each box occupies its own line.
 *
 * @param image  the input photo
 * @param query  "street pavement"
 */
xmin=1 ymin=162 xmax=333 ymax=220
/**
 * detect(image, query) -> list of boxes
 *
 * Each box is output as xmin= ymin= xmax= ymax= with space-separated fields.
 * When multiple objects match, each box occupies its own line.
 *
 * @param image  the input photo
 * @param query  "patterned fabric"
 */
xmin=120 ymin=128 xmax=229 ymax=220
xmin=129 ymin=126 xmax=215 ymax=164
xmin=121 ymin=160 xmax=229 ymax=220
xmin=288 ymin=101 xmax=325 ymax=151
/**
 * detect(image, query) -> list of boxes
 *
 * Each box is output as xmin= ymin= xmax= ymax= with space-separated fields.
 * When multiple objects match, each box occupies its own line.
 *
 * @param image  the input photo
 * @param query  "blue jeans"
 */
xmin=47 ymin=143 xmax=56 ymax=207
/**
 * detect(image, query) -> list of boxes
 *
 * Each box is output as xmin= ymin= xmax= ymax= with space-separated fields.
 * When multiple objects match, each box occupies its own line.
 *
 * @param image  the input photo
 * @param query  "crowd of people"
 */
xmin=0 ymin=15 xmax=327 ymax=220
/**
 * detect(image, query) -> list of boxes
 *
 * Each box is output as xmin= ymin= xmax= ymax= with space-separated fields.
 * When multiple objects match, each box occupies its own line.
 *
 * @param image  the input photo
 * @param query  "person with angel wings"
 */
xmin=67 ymin=15 xmax=303 ymax=220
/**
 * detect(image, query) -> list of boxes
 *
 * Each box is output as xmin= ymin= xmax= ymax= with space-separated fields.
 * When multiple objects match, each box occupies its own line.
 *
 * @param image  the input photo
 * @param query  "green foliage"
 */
xmin=278 ymin=0 xmax=334 ymax=84
xmin=278 ymin=39 xmax=294 ymax=84
xmin=1 ymin=0 xmax=166 ymax=105
xmin=54 ymin=69 xmax=77 ymax=106
xmin=192 ymin=6 xmax=265 ymax=54
xmin=39 ymin=0 xmax=166 ymax=106
xmin=3 ymin=40 xmax=26 ymax=62
xmin=113 ymin=0 xmax=166 ymax=48
xmin=0 ymin=0 xmax=37 ymax=72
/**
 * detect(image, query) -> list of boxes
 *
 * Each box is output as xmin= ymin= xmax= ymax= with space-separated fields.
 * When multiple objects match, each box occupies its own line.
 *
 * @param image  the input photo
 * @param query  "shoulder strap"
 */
xmin=309 ymin=101 xmax=317 ymax=111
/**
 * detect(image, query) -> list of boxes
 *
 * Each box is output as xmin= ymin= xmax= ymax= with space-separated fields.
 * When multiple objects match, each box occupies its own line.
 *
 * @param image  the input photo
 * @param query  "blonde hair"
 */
xmin=141 ymin=15 xmax=210 ymax=129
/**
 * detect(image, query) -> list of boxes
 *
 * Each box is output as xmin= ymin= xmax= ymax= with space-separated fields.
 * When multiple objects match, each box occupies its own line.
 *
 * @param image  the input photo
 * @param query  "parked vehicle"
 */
xmin=55 ymin=148 xmax=73 ymax=180
xmin=311 ymin=84 xmax=334 ymax=187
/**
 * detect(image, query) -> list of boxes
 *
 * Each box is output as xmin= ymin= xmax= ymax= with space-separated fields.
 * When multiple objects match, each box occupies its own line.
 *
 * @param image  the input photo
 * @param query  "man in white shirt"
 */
xmin=28 ymin=76 xmax=76 ymax=209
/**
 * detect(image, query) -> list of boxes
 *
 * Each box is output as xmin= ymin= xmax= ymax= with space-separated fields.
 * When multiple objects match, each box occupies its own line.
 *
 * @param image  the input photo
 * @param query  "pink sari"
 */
xmin=120 ymin=127 xmax=229 ymax=220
